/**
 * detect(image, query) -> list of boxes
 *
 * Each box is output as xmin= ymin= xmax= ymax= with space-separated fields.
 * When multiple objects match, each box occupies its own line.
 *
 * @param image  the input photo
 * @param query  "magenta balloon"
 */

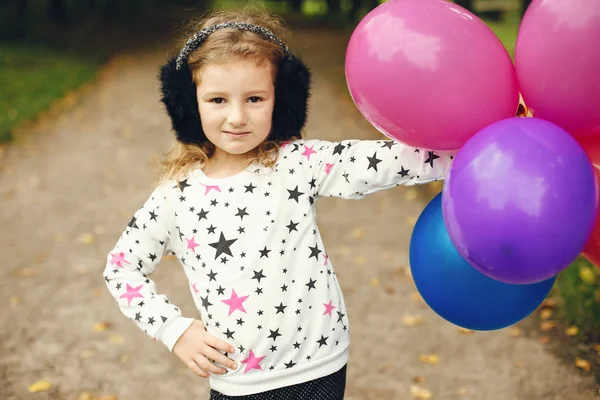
xmin=345 ymin=0 xmax=519 ymax=150
xmin=515 ymin=0 xmax=600 ymax=137
xmin=442 ymin=117 xmax=598 ymax=284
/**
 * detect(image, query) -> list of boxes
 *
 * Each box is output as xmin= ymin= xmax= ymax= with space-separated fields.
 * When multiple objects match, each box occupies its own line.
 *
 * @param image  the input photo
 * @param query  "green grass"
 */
xmin=485 ymin=10 xmax=521 ymax=59
xmin=0 ymin=42 xmax=98 ymax=142
xmin=555 ymin=257 xmax=600 ymax=342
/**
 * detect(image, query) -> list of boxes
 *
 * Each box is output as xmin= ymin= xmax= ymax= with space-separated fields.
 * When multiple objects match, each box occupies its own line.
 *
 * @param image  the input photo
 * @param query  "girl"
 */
xmin=103 ymin=8 xmax=454 ymax=400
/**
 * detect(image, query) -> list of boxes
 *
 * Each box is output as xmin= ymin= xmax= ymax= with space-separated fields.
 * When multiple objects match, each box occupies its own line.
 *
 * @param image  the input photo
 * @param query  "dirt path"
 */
xmin=0 ymin=25 xmax=596 ymax=400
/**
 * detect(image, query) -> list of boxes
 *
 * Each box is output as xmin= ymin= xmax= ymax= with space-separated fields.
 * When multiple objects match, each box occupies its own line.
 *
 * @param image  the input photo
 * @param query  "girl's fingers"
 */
xmin=194 ymin=354 xmax=227 ymax=375
xmin=204 ymin=346 xmax=238 ymax=370
xmin=186 ymin=359 xmax=209 ymax=378
xmin=205 ymin=334 xmax=235 ymax=354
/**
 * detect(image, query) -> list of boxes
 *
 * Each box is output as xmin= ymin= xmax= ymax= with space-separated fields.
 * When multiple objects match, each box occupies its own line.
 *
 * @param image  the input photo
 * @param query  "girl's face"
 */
xmin=196 ymin=59 xmax=276 ymax=164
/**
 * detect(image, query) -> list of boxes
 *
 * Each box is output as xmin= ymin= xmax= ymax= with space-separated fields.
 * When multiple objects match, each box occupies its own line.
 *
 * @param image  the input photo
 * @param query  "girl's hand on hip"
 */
xmin=172 ymin=319 xmax=238 ymax=378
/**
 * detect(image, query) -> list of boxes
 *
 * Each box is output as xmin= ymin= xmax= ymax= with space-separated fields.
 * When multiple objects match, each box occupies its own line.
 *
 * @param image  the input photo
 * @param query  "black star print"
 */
xmin=270 ymin=345 xmax=277 ymax=352
xmin=196 ymin=208 xmax=209 ymax=221
xmin=287 ymin=185 xmax=304 ymax=203
xmin=134 ymin=312 xmax=142 ymax=322
xmin=381 ymin=140 xmax=396 ymax=149
xmin=268 ymin=329 xmax=282 ymax=341
xmin=208 ymin=232 xmax=237 ymax=260
xmin=337 ymin=310 xmax=345 ymax=323
xmin=274 ymin=302 xmax=287 ymax=314
xmin=285 ymin=360 xmax=296 ymax=369
xmin=424 ymin=151 xmax=440 ymax=167
xmin=281 ymin=284 xmax=288 ymax=292
xmin=308 ymin=244 xmax=322 ymax=260
xmin=252 ymin=269 xmax=266 ymax=283
xmin=223 ymin=328 xmax=235 ymax=339
xmin=367 ymin=152 xmax=382 ymax=171
xmin=216 ymin=286 xmax=225 ymax=295
xmin=317 ymin=335 xmax=328 ymax=347
xmin=200 ymin=295 xmax=212 ymax=311
xmin=293 ymin=342 xmax=301 ymax=349
xmin=244 ymin=183 xmax=256 ymax=193
xmin=207 ymin=270 xmax=217 ymax=281
xmin=286 ymin=220 xmax=299 ymax=233
xmin=149 ymin=210 xmax=158 ymax=221
xmin=236 ymin=318 xmax=244 ymax=326
xmin=128 ymin=216 xmax=139 ymax=229
xmin=333 ymin=142 xmax=346 ymax=155
xmin=306 ymin=278 xmax=317 ymax=291
xmin=259 ymin=246 xmax=271 ymax=258
xmin=177 ymin=179 xmax=191 ymax=192
xmin=235 ymin=207 xmax=249 ymax=220
xmin=398 ymin=166 xmax=410 ymax=177
xmin=148 ymin=253 xmax=157 ymax=262
xmin=148 ymin=317 xmax=155 ymax=325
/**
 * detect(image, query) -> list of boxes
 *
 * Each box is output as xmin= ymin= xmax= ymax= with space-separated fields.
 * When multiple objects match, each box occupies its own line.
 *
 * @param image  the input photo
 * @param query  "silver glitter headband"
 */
xmin=175 ymin=22 xmax=291 ymax=70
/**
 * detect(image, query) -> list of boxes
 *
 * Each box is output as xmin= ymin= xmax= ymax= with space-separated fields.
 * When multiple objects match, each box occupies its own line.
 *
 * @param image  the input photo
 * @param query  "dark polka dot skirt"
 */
xmin=209 ymin=365 xmax=347 ymax=400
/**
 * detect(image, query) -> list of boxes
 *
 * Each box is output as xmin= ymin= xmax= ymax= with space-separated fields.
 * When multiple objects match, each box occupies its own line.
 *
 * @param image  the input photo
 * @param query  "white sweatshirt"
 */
xmin=103 ymin=138 xmax=453 ymax=396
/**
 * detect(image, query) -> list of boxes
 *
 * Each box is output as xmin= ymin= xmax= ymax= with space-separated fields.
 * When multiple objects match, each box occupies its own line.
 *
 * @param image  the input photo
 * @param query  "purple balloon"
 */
xmin=442 ymin=117 xmax=598 ymax=284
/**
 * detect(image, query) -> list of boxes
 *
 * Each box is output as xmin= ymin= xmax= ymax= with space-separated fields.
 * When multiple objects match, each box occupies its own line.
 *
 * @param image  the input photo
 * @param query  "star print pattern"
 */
xmin=103 ymin=139 xmax=453 ymax=395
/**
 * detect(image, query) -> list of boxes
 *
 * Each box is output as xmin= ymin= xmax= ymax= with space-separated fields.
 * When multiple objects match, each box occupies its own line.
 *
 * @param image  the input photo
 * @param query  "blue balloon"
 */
xmin=410 ymin=193 xmax=556 ymax=331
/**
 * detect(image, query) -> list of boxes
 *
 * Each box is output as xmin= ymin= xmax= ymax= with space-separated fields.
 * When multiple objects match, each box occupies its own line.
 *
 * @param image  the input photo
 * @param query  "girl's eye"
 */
xmin=210 ymin=98 xmax=225 ymax=104
xmin=248 ymin=96 xmax=262 ymax=103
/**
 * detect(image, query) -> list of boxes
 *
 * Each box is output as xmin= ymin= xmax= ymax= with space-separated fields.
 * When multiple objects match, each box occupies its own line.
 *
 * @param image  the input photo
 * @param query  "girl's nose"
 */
xmin=228 ymin=105 xmax=247 ymax=126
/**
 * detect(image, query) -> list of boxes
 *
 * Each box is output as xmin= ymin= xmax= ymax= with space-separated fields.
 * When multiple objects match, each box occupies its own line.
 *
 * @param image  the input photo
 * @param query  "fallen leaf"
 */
xmin=79 ymin=392 xmax=95 ymax=400
xmin=402 ymin=315 xmax=425 ymax=326
xmin=539 ymin=336 xmax=551 ymax=344
xmin=378 ymin=362 xmax=394 ymax=373
xmin=354 ymin=256 xmax=368 ymax=265
xmin=457 ymin=388 xmax=468 ymax=396
xmin=575 ymin=357 xmax=591 ymax=372
xmin=412 ymin=376 xmax=426 ymax=384
xmin=120 ymin=355 xmax=130 ymax=364
xmin=541 ymin=298 xmax=557 ymax=308
xmin=406 ymin=216 xmax=418 ymax=228
xmin=410 ymin=292 xmax=426 ymax=305
xmin=410 ymin=385 xmax=432 ymax=399
xmin=109 ymin=334 xmax=125 ymax=344
xmin=10 ymin=296 xmax=20 ymax=306
xmin=29 ymin=380 xmax=52 ymax=393
xmin=514 ymin=361 xmax=524 ymax=368
xmin=381 ymin=251 xmax=394 ymax=261
xmin=81 ymin=350 xmax=95 ymax=358
xmin=384 ymin=286 xmax=396 ymax=295
xmin=508 ymin=327 xmax=522 ymax=338
xmin=97 ymin=396 xmax=118 ymax=400
xmin=18 ymin=267 xmax=39 ymax=278
xmin=94 ymin=321 xmax=112 ymax=332
xmin=404 ymin=189 xmax=418 ymax=201
xmin=93 ymin=288 xmax=103 ymax=297
xmin=419 ymin=353 xmax=440 ymax=365
xmin=370 ymin=278 xmax=380 ymax=287
xmin=540 ymin=321 xmax=557 ymax=331
xmin=457 ymin=327 xmax=474 ymax=335
xmin=78 ymin=233 xmax=95 ymax=244
xmin=565 ymin=326 xmax=579 ymax=336
xmin=351 ymin=228 xmax=365 ymax=239
xmin=579 ymin=267 xmax=596 ymax=284
xmin=539 ymin=308 xmax=553 ymax=320
xmin=593 ymin=344 xmax=600 ymax=353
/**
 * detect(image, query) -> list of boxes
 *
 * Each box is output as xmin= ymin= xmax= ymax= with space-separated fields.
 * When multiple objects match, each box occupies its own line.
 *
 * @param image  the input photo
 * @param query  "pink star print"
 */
xmin=323 ymin=300 xmax=336 ymax=316
xmin=241 ymin=349 xmax=266 ymax=373
xmin=110 ymin=252 xmax=130 ymax=268
xmin=323 ymin=254 xmax=329 ymax=266
xmin=186 ymin=236 xmax=199 ymax=253
xmin=192 ymin=282 xmax=200 ymax=293
xmin=200 ymin=183 xmax=221 ymax=196
xmin=324 ymin=163 xmax=334 ymax=174
xmin=120 ymin=283 xmax=144 ymax=306
xmin=221 ymin=289 xmax=249 ymax=316
xmin=301 ymin=145 xmax=317 ymax=160
xmin=281 ymin=140 xmax=291 ymax=148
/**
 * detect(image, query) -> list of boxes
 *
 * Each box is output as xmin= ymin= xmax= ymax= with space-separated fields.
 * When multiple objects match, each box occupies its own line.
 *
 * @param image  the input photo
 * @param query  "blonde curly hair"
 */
xmin=157 ymin=6 xmax=296 ymax=184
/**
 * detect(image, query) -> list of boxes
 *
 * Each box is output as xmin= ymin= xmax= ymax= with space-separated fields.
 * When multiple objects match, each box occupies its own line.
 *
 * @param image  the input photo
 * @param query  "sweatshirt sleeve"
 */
xmin=103 ymin=184 xmax=193 ymax=351
xmin=297 ymin=139 xmax=455 ymax=199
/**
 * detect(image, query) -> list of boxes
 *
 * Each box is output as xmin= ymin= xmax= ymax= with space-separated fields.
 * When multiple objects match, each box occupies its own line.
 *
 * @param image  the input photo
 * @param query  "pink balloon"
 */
xmin=345 ymin=0 xmax=519 ymax=150
xmin=515 ymin=0 xmax=600 ymax=137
